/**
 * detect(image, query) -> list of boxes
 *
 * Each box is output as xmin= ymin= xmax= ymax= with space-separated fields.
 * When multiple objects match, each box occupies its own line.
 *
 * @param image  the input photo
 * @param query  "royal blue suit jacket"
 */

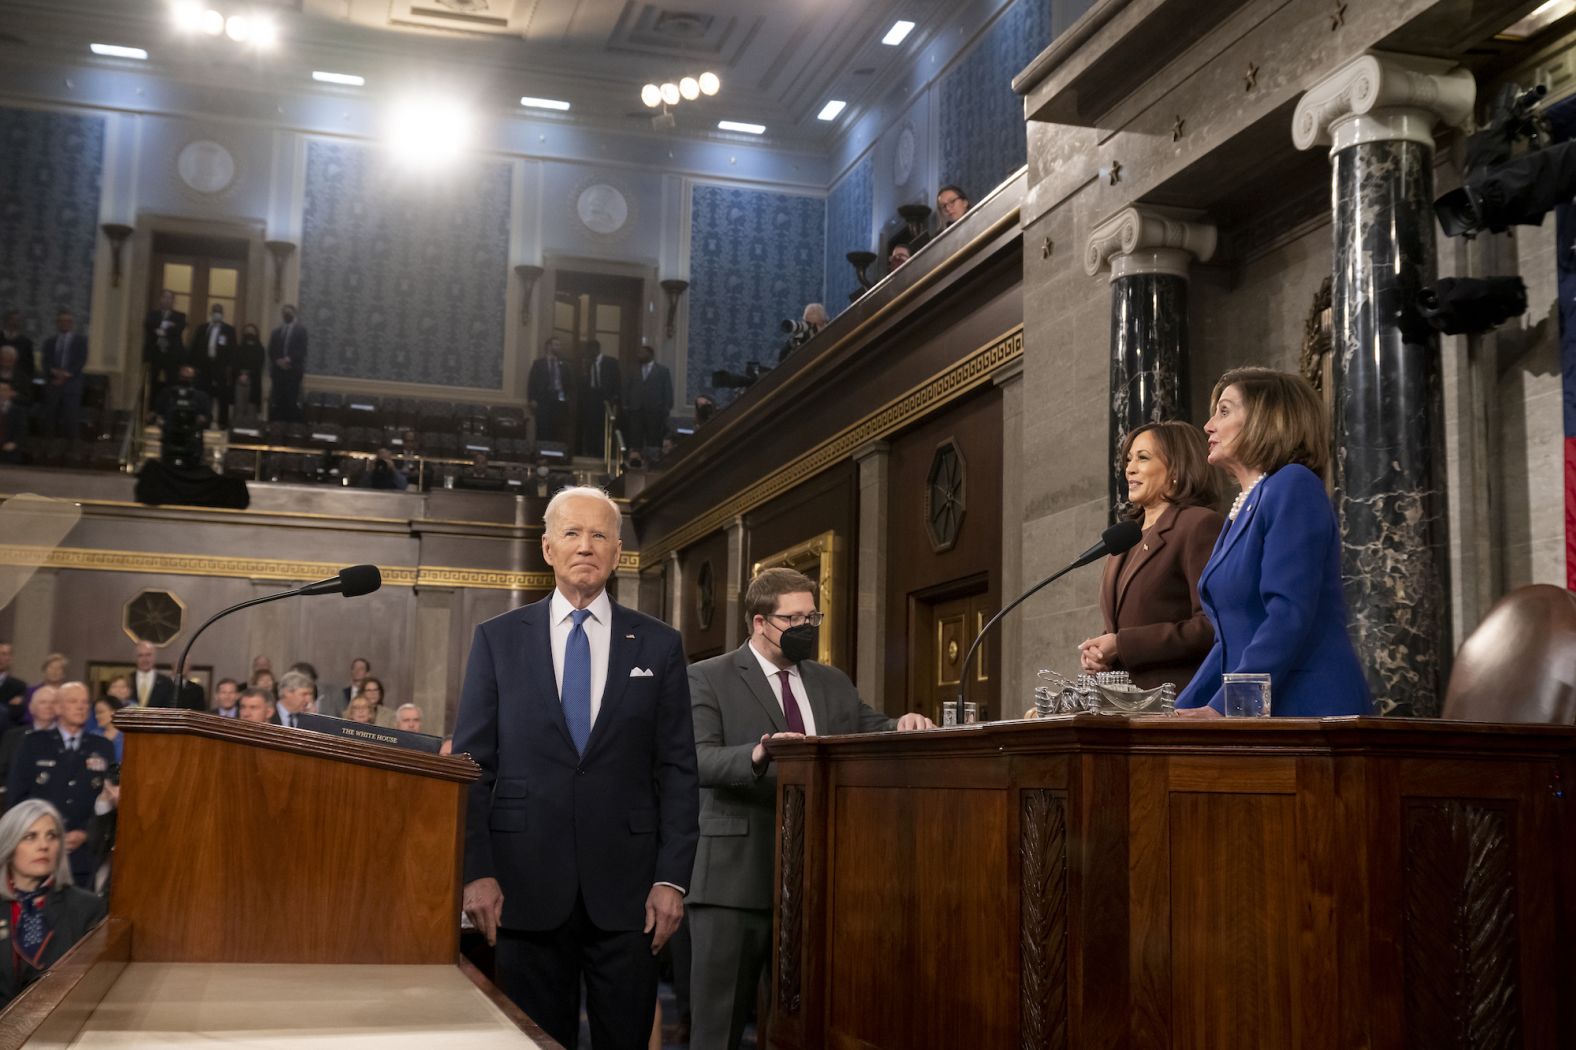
xmin=1174 ymin=464 xmax=1372 ymax=717
xmin=453 ymin=594 xmax=699 ymax=933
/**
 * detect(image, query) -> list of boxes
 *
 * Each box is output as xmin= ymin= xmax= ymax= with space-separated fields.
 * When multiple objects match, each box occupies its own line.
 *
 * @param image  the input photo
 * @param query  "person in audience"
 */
xmin=267 ymin=303 xmax=308 ymax=423
xmin=622 ymin=343 xmax=674 ymax=454
xmin=0 ymin=800 xmax=107 ymax=1008
xmin=187 ymin=303 xmax=236 ymax=423
xmin=1079 ymin=421 xmax=1224 ymax=691
xmin=91 ymin=697 xmax=124 ymax=763
xmin=273 ymin=671 xmax=314 ymax=729
xmin=526 ymin=336 xmax=572 ymax=446
xmin=24 ymin=655 xmax=67 ymax=717
xmin=936 ymin=184 xmax=970 ymax=227
xmin=344 ymin=695 xmax=376 ymax=724
xmin=209 ymin=678 xmax=240 ymax=718
xmin=394 ymin=703 xmax=423 ymax=733
xmin=888 ymin=243 xmax=912 ymax=272
xmin=251 ymin=654 xmax=272 ymax=677
xmin=357 ymin=448 xmax=408 ymax=491
xmin=0 ymin=643 xmax=25 ymax=725
xmin=143 ymin=290 xmax=187 ymax=401
xmin=7 ymin=682 xmax=115 ymax=886
xmin=237 ymin=686 xmax=275 ymax=725
xmin=39 ymin=309 xmax=88 ymax=441
xmin=231 ymin=323 xmax=266 ymax=425
xmin=131 ymin=641 xmax=175 ymax=708
xmin=1174 ymin=367 xmax=1373 ymax=718
xmin=250 ymin=668 xmax=276 ymax=695
xmin=24 ymin=688 xmax=57 ymax=734
xmin=153 ymin=364 xmax=213 ymax=430
xmin=336 ymin=658 xmax=369 ymax=713
xmin=104 ymin=675 xmax=132 ymax=706
xmin=0 ymin=379 xmax=26 ymax=465
xmin=579 ymin=339 xmax=622 ymax=458
xmin=287 ymin=661 xmax=324 ymax=714
xmin=2 ymin=688 xmax=55 ymax=806
xmin=0 ymin=310 xmax=36 ymax=382
xmin=355 ymin=676 xmax=397 ymax=728
xmin=693 ymin=394 xmax=716 ymax=425
xmin=779 ymin=303 xmax=829 ymax=363
xmin=686 ymin=568 xmax=933 ymax=1050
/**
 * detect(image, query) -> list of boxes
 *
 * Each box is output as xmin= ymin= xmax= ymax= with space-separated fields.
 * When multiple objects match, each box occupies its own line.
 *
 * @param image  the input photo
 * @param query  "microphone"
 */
xmin=173 ymin=565 xmax=384 ymax=698
xmin=952 ymin=520 xmax=1142 ymax=727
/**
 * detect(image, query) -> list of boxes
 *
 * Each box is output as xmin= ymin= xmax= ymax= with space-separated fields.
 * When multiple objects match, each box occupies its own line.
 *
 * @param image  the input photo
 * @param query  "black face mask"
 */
xmin=775 ymin=623 xmax=818 ymax=664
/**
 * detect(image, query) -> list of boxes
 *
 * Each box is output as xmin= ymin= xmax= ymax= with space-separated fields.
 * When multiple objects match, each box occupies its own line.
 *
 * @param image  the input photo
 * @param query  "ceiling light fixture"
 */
xmin=718 ymin=120 xmax=766 ymax=135
xmin=1500 ymin=0 xmax=1576 ymax=38
xmin=224 ymin=14 xmax=251 ymax=42
xmin=200 ymin=8 xmax=225 ymax=35
xmin=388 ymin=96 xmax=473 ymax=167
xmin=817 ymin=99 xmax=846 ymax=121
xmin=641 ymin=71 xmax=719 ymax=114
xmin=520 ymin=96 xmax=571 ymax=111
xmin=679 ymin=76 xmax=700 ymax=101
xmin=313 ymin=70 xmax=365 ymax=86
xmin=252 ymin=16 xmax=278 ymax=48
xmin=698 ymin=71 xmax=720 ymax=95
xmin=172 ymin=1 xmax=204 ymax=32
xmin=641 ymin=83 xmax=662 ymax=108
xmin=882 ymin=20 xmax=915 ymax=46
xmin=660 ymin=82 xmax=681 ymax=106
xmin=90 ymin=43 xmax=149 ymax=60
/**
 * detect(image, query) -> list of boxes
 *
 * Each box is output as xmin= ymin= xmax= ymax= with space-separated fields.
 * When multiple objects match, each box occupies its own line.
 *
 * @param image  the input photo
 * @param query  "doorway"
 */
xmin=149 ymin=233 xmax=250 ymax=331
xmin=909 ymin=575 xmax=996 ymax=723
xmin=552 ymin=271 xmax=643 ymax=455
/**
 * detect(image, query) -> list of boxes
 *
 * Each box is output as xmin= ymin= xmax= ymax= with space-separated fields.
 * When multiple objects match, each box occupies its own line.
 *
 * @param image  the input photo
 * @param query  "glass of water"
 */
xmin=1221 ymin=673 xmax=1271 ymax=717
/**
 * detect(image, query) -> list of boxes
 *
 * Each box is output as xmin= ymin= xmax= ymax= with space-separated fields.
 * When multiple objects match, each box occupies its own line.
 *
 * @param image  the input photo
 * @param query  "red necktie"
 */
xmin=776 ymin=670 xmax=806 ymax=734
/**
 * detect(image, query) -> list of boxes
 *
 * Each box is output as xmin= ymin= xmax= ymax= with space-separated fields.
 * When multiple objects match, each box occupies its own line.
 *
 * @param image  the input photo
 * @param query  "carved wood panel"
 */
xmin=1402 ymin=799 xmax=1521 ymax=1050
xmin=1020 ymin=789 xmax=1068 ymax=1050
xmin=778 ymin=784 xmax=806 ymax=1016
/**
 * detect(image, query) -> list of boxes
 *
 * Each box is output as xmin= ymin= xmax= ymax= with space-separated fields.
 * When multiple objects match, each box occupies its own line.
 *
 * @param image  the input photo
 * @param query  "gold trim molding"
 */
xmin=644 ymin=325 xmax=1023 ymax=563
xmin=751 ymin=530 xmax=838 ymax=666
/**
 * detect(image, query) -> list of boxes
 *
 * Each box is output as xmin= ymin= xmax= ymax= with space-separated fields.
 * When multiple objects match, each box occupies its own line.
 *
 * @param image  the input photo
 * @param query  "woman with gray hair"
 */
xmin=0 ymin=799 xmax=105 ymax=1007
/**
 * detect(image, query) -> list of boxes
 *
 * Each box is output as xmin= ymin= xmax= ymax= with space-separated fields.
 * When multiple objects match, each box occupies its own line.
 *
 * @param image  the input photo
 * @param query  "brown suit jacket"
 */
xmin=1098 ymin=502 xmax=1224 ymax=690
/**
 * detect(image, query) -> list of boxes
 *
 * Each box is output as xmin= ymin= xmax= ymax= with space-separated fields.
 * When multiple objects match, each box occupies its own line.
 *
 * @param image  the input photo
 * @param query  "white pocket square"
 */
xmin=629 ymin=667 xmax=655 ymax=678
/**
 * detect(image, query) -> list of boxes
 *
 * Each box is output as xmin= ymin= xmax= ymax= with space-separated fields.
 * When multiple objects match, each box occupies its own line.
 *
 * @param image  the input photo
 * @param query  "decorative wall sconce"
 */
xmin=515 ymin=264 xmax=545 ymax=327
xmin=264 ymin=240 xmax=296 ymax=302
xmin=101 ymin=223 xmax=134 ymax=288
xmin=659 ymin=278 xmax=689 ymax=338
xmin=846 ymin=251 xmax=877 ymax=292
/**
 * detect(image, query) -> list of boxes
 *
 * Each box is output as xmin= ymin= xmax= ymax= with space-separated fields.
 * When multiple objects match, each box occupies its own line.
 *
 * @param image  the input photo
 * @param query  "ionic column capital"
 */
xmin=1292 ymin=52 xmax=1474 ymax=155
xmin=1084 ymin=207 xmax=1216 ymax=281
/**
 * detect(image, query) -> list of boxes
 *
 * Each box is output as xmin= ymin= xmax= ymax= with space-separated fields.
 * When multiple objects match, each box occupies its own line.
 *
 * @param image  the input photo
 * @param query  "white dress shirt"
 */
xmin=748 ymin=639 xmax=817 ymax=736
xmin=550 ymin=588 xmax=611 ymax=729
xmin=58 ymin=728 xmax=80 ymax=751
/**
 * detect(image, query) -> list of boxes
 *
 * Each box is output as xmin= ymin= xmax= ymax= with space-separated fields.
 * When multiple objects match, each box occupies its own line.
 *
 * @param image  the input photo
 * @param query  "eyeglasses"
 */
xmin=937 ymin=194 xmax=963 ymax=209
xmin=768 ymin=611 xmax=824 ymax=628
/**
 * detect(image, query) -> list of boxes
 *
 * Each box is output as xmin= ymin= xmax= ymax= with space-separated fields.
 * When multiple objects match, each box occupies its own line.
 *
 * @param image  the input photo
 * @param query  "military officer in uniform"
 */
xmin=4 ymin=683 xmax=114 ymax=887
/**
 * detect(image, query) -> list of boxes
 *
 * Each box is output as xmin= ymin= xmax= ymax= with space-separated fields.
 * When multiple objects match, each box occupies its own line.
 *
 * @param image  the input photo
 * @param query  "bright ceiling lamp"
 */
xmin=641 ymin=83 xmax=662 ymax=108
xmin=90 ymin=43 xmax=149 ymax=59
xmin=224 ymin=14 xmax=251 ymax=42
xmin=817 ymin=99 xmax=846 ymax=121
xmin=200 ymin=8 xmax=225 ymax=35
xmin=717 ymin=120 xmax=765 ymax=134
xmin=388 ymin=96 xmax=474 ymax=167
xmin=882 ymin=20 xmax=915 ymax=45
xmin=520 ymin=96 xmax=571 ymax=111
xmin=679 ymin=76 xmax=700 ymax=101
xmin=251 ymin=16 xmax=278 ymax=48
xmin=698 ymin=71 xmax=719 ymax=95
xmin=660 ymin=82 xmax=681 ymax=106
xmin=172 ymin=1 xmax=204 ymax=32
xmin=313 ymin=70 xmax=364 ymax=86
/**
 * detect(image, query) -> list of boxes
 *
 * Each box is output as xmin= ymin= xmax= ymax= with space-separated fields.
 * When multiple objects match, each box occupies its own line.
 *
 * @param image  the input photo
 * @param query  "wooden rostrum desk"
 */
xmin=768 ymin=715 xmax=1576 ymax=1050
xmin=0 ymin=709 xmax=560 ymax=1049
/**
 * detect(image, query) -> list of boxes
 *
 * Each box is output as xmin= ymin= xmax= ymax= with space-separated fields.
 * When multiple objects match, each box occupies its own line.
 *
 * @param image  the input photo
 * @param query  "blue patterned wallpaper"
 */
xmin=0 ymin=107 xmax=104 ymax=336
xmin=938 ymin=0 xmax=1053 ymax=208
xmin=687 ymin=184 xmax=825 ymax=399
xmin=823 ymin=155 xmax=874 ymax=315
xmin=299 ymin=140 xmax=512 ymax=389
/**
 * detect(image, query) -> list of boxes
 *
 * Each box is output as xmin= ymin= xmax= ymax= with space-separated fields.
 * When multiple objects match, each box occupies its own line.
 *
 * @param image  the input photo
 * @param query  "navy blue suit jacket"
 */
xmin=454 ymin=594 xmax=699 ymax=933
xmin=1175 ymin=464 xmax=1373 ymax=717
xmin=42 ymin=333 xmax=88 ymax=392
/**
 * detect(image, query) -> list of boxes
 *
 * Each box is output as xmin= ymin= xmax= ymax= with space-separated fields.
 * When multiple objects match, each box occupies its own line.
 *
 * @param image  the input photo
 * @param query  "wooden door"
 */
xmin=149 ymin=234 xmax=249 ymax=333
xmin=909 ymin=580 xmax=994 ymax=723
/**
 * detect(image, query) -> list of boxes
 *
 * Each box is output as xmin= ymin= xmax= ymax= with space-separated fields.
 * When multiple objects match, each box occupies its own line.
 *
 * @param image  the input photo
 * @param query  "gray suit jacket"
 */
xmin=688 ymin=642 xmax=892 ymax=909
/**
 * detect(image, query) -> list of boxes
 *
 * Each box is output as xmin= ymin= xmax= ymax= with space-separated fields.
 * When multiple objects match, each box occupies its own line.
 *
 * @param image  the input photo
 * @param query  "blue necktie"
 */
xmin=563 ymin=609 xmax=593 ymax=754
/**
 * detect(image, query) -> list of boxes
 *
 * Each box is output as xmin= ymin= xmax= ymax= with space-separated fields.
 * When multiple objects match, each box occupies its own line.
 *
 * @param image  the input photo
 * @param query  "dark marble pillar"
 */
xmin=1109 ymin=272 xmax=1189 ymax=514
xmin=1330 ymin=137 xmax=1451 ymax=717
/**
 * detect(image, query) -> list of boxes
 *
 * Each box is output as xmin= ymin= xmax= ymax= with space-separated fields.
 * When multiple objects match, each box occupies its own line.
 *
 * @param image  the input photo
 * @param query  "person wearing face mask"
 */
xmin=187 ymin=303 xmax=236 ymax=426
xmin=231 ymin=323 xmax=266 ymax=426
xmin=685 ymin=568 xmax=933 ymax=1050
xmin=267 ymin=304 xmax=308 ymax=422
xmin=621 ymin=343 xmax=673 ymax=457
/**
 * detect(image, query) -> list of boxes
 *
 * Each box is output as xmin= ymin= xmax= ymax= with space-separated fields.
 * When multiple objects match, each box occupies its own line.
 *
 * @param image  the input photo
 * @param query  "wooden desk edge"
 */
xmin=456 ymin=955 xmax=564 ymax=1049
xmin=0 ymin=917 xmax=130 ymax=1050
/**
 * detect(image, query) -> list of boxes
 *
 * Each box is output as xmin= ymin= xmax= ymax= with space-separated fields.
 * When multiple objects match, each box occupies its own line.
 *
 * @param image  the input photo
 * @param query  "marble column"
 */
xmin=724 ymin=515 xmax=746 ymax=651
xmin=993 ymin=362 xmax=1025 ymax=713
xmin=666 ymin=551 xmax=685 ymax=634
xmin=1084 ymin=208 xmax=1217 ymax=515
xmin=1294 ymin=53 xmax=1474 ymax=717
xmin=853 ymin=440 xmax=891 ymax=712
xmin=412 ymin=587 xmax=455 ymax=735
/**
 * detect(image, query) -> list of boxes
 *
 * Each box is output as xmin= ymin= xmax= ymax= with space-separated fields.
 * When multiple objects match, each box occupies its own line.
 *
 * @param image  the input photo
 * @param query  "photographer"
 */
xmin=779 ymin=303 xmax=828 ymax=363
xmin=356 ymin=447 xmax=409 ymax=491
xmin=153 ymin=365 xmax=212 ymax=470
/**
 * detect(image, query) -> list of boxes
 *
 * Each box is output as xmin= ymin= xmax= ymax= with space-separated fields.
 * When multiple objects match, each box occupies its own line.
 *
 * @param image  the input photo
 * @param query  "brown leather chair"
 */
xmin=1442 ymin=584 xmax=1576 ymax=723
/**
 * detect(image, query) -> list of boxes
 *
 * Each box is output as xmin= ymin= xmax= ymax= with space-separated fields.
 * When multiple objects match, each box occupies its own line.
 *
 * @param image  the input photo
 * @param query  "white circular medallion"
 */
xmin=576 ymin=183 xmax=630 ymax=236
xmin=894 ymin=122 xmax=917 ymax=187
xmin=176 ymin=140 xmax=237 ymax=195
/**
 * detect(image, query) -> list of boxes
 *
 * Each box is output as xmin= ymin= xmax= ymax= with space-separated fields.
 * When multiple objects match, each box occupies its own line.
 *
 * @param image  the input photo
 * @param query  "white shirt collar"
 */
xmin=748 ymin=638 xmax=798 ymax=680
xmin=550 ymin=587 xmax=611 ymax=627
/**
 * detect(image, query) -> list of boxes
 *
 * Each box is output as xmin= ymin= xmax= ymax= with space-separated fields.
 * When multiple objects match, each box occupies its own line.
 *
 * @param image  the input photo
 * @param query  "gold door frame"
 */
xmin=750 ymin=530 xmax=837 ymax=666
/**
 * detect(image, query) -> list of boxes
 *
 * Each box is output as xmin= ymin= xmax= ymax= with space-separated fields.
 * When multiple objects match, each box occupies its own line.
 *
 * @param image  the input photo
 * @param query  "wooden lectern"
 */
xmin=769 ymin=715 xmax=1576 ymax=1050
xmin=0 ymin=709 xmax=559 ymax=1048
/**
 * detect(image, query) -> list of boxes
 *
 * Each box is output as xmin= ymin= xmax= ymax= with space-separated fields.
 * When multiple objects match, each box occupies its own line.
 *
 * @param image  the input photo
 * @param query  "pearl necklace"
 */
xmin=1228 ymin=473 xmax=1266 ymax=521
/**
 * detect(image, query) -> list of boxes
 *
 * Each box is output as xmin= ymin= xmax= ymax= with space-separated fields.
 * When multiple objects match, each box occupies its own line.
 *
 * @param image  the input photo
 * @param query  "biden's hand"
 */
xmin=463 ymin=877 xmax=505 ymax=946
xmin=645 ymin=884 xmax=684 ymax=955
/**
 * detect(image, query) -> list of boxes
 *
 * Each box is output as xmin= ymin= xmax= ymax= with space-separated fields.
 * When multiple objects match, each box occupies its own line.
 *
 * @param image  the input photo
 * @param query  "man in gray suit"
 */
xmin=686 ymin=568 xmax=933 ymax=1050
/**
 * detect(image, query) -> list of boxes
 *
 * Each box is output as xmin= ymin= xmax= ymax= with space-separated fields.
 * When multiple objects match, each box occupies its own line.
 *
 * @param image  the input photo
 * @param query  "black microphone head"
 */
xmin=338 ymin=564 xmax=382 ymax=597
xmin=1101 ymin=519 xmax=1143 ymax=556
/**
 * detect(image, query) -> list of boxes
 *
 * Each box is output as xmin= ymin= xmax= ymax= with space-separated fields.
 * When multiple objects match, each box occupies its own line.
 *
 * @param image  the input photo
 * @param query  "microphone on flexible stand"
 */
xmin=171 ymin=565 xmax=384 ymax=707
xmin=952 ymin=520 xmax=1142 ymax=727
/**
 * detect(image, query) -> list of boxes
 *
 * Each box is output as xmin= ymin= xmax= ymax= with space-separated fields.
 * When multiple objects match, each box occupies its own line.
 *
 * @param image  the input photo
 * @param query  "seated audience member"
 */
xmin=250 ymin=669 xmax=276 ymax=695
xmin=91 ymin=698 xmax=124 ymax=763
xmin=0 ymin=691 xmax=50 ymax=806
xmin=355 ymin=676 xmax=397 ymax=728
xmin=274 ymin=672 xmax=314 ymax=728
xmin=23 ymin=688 xmax=57 ymax=734
xmin=236 ymin=687 xmax=275 ymax=725
xmin=344 ymin=696 xmax=376 ymax=724
xmin=888 ymin=243 xmax=912 ymax=271
xmin=0 ymin=379 xmax=27 ymax=465
xmin=24 ymin=654 xmax=67 ymax=716
xmin=7 ymin=682 xmax=116 ymax=887
xmin=358 ymin=448 xmax=408 ymax=491
xmin=103 ymin=676 xmax=132 ymax=707
xmin=0 ymin=800 xmax=106 ymax=1008
xmin=0 ymin=642 xmax=27 ymax=726
xmin=287 ymin=661 xmax=320 ymax=711
xmin=340 ymin=657 xmax=369 ymax=708
xmin=936 ymin=184 xmax=969 ymax=227
xmin=394 ymin=703 xmax=423 ymax=733
xmin=209 ymin=678 xmax=240 ymax=718
xmin=251 ymin=654 xmax=272 ymax=677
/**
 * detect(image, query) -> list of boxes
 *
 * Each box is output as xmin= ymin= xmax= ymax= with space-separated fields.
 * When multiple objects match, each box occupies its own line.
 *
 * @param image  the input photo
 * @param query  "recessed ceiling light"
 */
xmin=224 ymin=14 xmax=251 ymax=42
xmin=817 ymin=100 xmax=846 ymax=121
xmin=90 ymin=43 xmax=148 ymax=59
xmin=881 ymin=20 xmax=915 ymax=46
xmin=520 ymin=96 xmax=571 ymax=111
xmin=313 ymin=70 xmax=364 ymax=86
xmin=679 ymin=77 xmax=700 ymax=101
xmin=718 ymin=120 xmax=766 ymax=135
